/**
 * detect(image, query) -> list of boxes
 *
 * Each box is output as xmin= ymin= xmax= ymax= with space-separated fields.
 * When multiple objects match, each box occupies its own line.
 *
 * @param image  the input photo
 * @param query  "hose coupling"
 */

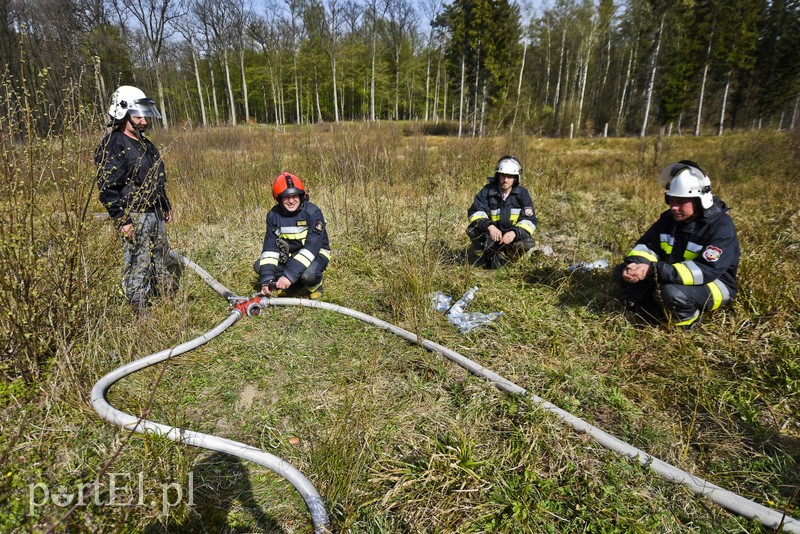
xmin=234 ymin=295 xmax=264 ymax=317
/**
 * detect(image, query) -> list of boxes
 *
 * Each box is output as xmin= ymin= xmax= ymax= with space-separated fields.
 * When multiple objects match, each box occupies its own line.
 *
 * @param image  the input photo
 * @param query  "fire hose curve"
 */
xmin=93 ymin=250 xmax=798 ymax=532
xmin=91 ymin=253 xmax=330 ymax=533
xmin=261 ymin=296 xmax=800 ymax=533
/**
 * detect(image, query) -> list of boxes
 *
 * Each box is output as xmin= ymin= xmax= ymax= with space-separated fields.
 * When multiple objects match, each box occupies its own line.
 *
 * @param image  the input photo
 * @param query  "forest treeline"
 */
xmin=3 ymin=0 xmax=800 ymax=136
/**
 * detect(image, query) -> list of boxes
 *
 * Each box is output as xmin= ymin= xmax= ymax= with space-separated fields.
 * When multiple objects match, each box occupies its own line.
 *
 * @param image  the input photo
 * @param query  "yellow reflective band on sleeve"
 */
xmin=685 ymin=241 xmax=703 ymax=260
xmin=673 ymin=263 xmax=695 ymax=284
xmin=708 ymin=281 xmax=723 ymax=310
xmin=515 ymin=219 xmax=536 ymax=236
xmin=627 ymin=244 xmax=658 ymax=262
xmin=320 ymin=249 xmax=332 ymax=259
xmin=706 ymin=279 xmax=731 ymax=310
xmin=259 ymin=251 xmax=279 ymax=267
xmin=469 ymin=211 xmax=488 ymax=223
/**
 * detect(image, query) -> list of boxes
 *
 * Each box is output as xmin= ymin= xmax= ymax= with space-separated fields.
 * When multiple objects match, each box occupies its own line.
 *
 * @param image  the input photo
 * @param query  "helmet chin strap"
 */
xmin=127 ymin=114 xmax=145 ymax=142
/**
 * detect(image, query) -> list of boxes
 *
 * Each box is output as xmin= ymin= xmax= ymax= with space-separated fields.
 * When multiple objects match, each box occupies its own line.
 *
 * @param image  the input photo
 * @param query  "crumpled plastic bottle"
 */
xmin=567 ymin=259 xmax=609 ymax=272
xmin=447 ymin=311 xmax=504 ymax=333
xmin=447 ymin=286 xmax=479 ymax=316
xmin=430 ymin=291 xmax=453 ymax=313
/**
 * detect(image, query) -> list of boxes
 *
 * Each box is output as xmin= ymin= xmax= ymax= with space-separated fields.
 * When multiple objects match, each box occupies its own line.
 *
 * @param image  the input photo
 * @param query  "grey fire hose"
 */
xmin=261 ymin=296 xmax=800 ymax=533
xmin=93 ymin=249 xmax=798 ymax=533
xmin=91 ymin=252 xmax=330 ymax=533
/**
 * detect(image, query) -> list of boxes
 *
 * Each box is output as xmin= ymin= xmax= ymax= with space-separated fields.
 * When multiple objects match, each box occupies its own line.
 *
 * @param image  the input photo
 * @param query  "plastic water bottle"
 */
xmin=567 ymin=259 xmax=609 ymax=272
xmin=448 ymin=286 xmax=479 ymax=316
xmin=430 ymin=291 xmax=453 ymax=312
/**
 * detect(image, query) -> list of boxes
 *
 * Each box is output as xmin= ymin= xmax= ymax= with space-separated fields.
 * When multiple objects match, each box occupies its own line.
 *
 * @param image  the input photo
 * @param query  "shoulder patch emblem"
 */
xmin=703 ymin=245 xmax=722 ymax=262
xmin=524 ymin=207 xmax=533 ymax=217
xmin=314 ymin=220 xmax=324 ymax=232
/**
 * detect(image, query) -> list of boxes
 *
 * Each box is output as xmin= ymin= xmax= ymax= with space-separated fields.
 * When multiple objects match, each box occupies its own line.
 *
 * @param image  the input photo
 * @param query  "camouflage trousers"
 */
xmin=120 ymin=212 xmax=174 ymax=310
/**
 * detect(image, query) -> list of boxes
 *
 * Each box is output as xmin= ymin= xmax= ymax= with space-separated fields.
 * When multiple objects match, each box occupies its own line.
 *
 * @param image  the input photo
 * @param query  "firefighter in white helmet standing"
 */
xmin=614 ymin=161 xmax=740 ymax=328
xmin=95 ymin=85 xmax=175 ymax=315
xmin=466 ymin=155 xmax=537 ymax=268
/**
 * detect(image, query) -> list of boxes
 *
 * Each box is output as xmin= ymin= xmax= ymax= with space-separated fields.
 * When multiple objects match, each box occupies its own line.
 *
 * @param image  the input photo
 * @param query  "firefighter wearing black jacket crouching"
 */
xmin=254 ymin=172 xmax=331 ymax=299
xmin=614 ymin=161 xmax=740 ymax=329
xmin=466 ymin=155 xmax=537 ymax=269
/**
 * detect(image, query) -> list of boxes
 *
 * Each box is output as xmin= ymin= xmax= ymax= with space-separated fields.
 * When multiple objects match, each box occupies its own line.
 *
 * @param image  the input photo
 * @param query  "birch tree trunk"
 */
xmin=294 ymin=52 xmax=301 ymax=124
xmin=443 ymin=68 xmax=448 ymax=122
xmin=616 ymin=45 xmax=635 ymax=134
xmin=424 ymin=38 xmax=432 ymax=121
xmin=718 ymin=70 xmax=731 ymax=136
xmin=458 ymin=55 xmax=465 ymax=138
xmin=511 ymin=40 xmax=527 ymax=132
xmin=695 ymin=39 xmax=712 ymax=136
xmin=552 ymin=27 xmax=566 ymax=130
xmin=479 ymin=81 xmax=486 ymax=137
xmin=332 ymin=53 xmax=340 ymax=123
xmin=472 ymin=40 xmax=481 ymax=136
xmin=640 ymin=14 xmax=664 ymax=138
xmin=192 ymin=47 xmax=207 ymax=127
xmin=223 ymin=52 xmax=237 ymax=125
xmin=156 ymin=66 xmax=168 ymax=130
xmin=433 ymin=51 xmax=441 ymax=123
xmin=240 ymin=49 xmax=249 ymax=123
xmin=544 ymin=18 xmax=551 ymax=110
xmin=576 ymin=13 xmax=598 ymax=134
xmin=370 ymin=34 xmax=376 ymax=121
xmin=210 ymin=67 xmax=220 ymax=125
xmin=314 ymin=67 xmax=323 ymax=123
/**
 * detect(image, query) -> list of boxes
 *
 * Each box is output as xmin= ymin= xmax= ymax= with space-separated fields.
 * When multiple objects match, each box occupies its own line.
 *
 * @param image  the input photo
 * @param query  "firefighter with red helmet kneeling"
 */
xmin=614 ymin=161 xmax=740 ymax=328
xmin=466 ymin=155 xmax=537 ymax=268
xmin=254 ymin=172 xmax=330 ymax=299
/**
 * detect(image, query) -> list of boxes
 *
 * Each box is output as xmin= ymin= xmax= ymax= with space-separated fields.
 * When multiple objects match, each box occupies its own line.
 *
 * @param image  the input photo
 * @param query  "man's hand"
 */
xmin=500 ymin=231 xmax=516 ymax=245
xmin=165 ymin=210 xmax=173 ymax=223
xmin=622 ymin=263 xmax=651 ymax=284
xmin=275 ymin=276 xmax=292 ymax=290
xmin=488 ymin=225 xmax=503 ymax=242
xmin=119 ymin=223 xmax=134 ymax=240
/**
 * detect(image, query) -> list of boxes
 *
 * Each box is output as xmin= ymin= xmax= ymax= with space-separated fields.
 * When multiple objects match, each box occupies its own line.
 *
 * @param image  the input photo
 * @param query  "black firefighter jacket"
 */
xmin=258 ymin=201 xmax=331 ymax=285
xmin=467 ymin=181 xmax=537 ymax=239
xmin=95 ymin=130 xmax=171 ymax=228
xmin=623 ymin=197 xmax=740 ymax=298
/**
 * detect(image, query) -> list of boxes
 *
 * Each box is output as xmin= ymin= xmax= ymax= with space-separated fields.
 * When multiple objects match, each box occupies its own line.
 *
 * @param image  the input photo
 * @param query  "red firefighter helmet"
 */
xmin=272 ymin=172 xmax=306 ymax=201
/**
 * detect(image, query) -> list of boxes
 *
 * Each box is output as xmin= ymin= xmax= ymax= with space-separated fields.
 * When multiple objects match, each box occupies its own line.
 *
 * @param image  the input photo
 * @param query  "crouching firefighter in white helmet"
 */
xmin=95 ymin=85 xmax=176 ymax=315
xmin=614 ymin=161 xmax=740 ymax=328
xmin=466 ymin=156 xmax=537 ymax=268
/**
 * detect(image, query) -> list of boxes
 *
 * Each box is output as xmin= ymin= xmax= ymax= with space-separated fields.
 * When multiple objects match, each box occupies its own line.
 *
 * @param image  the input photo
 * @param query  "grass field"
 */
xmin=1 ymin=119 xmax=799 ymax=532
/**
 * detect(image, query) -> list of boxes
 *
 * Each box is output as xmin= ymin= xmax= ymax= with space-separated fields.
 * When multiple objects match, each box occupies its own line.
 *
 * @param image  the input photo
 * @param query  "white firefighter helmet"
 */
xmin=107 ymin=85 xmax=162 ymax=122
xmin=659 ymin=160 xmax=713 ymax=209
xmin=495 ymin=155 xmax=522 ymax=176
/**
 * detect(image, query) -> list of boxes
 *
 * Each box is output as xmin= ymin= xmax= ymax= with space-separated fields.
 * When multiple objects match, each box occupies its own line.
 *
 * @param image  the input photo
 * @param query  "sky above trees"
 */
xmin=3 ymin=0 xmax=799 ymax=136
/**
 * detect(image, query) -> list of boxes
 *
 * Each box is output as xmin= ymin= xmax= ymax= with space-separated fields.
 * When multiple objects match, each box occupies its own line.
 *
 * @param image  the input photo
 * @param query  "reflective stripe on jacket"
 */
xmin=467 ymin=181 xmax=537 ymax=238
xmin=259 ymin=201 xmax=331 ymax=284
xmin=624 ymin=197 xmax=739 ymax=297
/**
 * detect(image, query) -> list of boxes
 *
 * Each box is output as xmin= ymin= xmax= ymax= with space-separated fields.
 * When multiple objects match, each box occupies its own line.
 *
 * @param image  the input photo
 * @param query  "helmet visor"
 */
xmin=128 ymin=98 xmax=162 ymax=119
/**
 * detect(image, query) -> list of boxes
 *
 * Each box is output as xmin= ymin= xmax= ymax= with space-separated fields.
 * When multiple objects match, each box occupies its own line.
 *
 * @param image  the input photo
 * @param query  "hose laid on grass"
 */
xmin=262 ymin=296 xmax=800 ymax=533
xmin=91 ymin=252 xmax=330 ymax=533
